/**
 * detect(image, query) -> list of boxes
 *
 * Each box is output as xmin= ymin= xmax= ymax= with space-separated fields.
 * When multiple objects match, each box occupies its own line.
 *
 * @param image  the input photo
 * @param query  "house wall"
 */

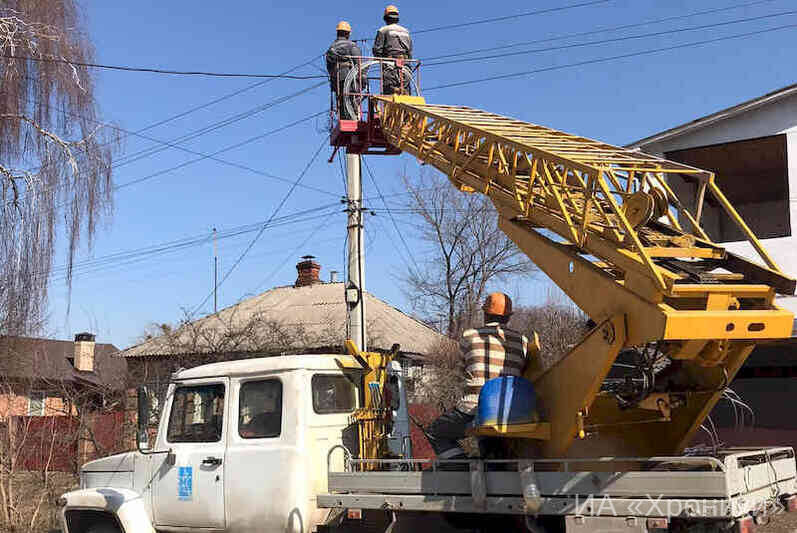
xmin=0 ymin=385 xmax=67 ymax=418
xmin=635 ymin=94 xmax=797 ymax=312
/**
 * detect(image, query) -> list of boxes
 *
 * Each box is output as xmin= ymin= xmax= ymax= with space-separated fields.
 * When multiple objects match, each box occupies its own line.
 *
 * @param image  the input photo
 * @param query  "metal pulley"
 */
xmin=622 ymin=188 xmax=669 ymax=229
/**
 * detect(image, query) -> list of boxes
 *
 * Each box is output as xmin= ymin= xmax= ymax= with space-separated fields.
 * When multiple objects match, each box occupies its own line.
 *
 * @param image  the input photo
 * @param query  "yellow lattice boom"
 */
xmin=375 ymin=95 xmax=796 ymax=456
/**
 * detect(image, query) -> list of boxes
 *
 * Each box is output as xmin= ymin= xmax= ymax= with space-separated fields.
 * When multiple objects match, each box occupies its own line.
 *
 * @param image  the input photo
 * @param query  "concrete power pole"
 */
xmin=345 ymin=152 xmax=367 ymax=351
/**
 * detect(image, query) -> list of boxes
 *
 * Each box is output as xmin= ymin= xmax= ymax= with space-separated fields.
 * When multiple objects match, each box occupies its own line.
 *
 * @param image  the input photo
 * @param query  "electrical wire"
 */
xmin=111 ymin=81 xmax=327 ymax=170
xmin=0 ymin=53 xmax=327 ymax=79
xmin=421 ymin=0 xmax=781 ymax=61
xmin=425 ymin=22 xmax=797 ymax=91
xmin=115 ymin=110 xmax=327 ymax=193
xmin=413 ymin=0 xmax=613 ymax=35
xmin=250 ymin=209 xmax=340 ymax=292
xmin=424 ymin=9 xmax=797 ymax=67
xmin=9 ymin=57 xmax=329 ymax=207
xmin=42 ymin=203 xmax=340 ymax=282
xmin=191 ymin=137 xmax=328 ymax=315
xmin=362 ymin=158 xmax=421 ymax=273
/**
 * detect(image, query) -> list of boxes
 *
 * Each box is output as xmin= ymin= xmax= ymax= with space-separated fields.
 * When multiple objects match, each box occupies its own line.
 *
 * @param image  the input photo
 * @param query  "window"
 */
xmin=28 ymin=391 xmax=45 ymax=416
xmin=312 ymin=374 xmax=356 ymax=414
xmin=167 ymin=384 xmax=225 ymax=443
xmin=239 ymin=380 xmax=282 ymax=439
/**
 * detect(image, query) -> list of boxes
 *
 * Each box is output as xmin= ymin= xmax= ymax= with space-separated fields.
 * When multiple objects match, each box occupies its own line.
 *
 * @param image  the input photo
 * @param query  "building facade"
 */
xmin=629 ymin=83 xmax=797 ymax=450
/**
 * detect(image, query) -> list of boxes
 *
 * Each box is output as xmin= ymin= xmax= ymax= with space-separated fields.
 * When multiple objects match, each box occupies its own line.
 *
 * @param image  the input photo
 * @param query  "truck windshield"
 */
xmin=312 ymin=374 xmax=356 ymax=414
xmin=167 ymin=383 xmax=225 ymax=443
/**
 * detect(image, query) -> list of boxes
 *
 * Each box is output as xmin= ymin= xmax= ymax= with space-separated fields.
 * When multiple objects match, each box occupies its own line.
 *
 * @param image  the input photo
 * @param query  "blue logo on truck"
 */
xmin=178 ymin=466 xmax=193 ymax=500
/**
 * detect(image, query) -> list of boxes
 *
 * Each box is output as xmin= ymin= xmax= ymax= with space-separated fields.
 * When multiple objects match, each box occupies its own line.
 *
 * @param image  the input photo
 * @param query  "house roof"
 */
xmin=627 ymin=82 xmax=797 ymax=149
xmin=0 ymin=336 xmax=127 ymax=390
xmin=119 ymin=282 xmax=445 ymax=358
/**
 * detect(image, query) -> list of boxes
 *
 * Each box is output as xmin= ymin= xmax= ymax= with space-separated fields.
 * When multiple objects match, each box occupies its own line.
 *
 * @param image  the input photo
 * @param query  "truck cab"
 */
xmin=59 ymin=353 xmax=402 ymax=533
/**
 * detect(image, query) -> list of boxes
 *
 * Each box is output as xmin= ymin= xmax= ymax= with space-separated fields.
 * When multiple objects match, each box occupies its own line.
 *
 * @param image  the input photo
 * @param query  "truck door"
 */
xmin=153 ymin=379 xmax=228 ymax=529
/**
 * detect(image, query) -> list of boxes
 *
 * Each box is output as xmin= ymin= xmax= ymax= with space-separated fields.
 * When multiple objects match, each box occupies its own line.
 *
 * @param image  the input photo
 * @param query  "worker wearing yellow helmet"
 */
xmin=326 ymin=21 xmax=362 ymax=120
xmin=373 ymin=5 xmax=413 ymax=95
xmin=425 ymin=293 xmax=531 ymax=466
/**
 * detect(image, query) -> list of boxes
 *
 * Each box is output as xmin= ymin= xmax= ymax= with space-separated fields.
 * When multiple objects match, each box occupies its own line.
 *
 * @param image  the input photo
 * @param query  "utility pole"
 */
xmin=213 ymin=227 xmax=218 ymax=314
xmin=345 ymin=153 xmax=366 ymax=351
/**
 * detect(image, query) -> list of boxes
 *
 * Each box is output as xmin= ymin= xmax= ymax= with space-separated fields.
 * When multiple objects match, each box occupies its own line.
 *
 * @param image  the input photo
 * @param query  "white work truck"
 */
xmin=58 ymin=354 xmax=411 ymax=533
xmin=59 ymin=354 xmax=797 ymax=533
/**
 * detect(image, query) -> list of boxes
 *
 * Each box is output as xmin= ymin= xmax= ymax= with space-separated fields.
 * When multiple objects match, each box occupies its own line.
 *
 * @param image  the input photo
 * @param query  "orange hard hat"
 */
xmin=336 ymin=20 xmax=352 ymax=32
xmin=384 ymin=4 xmax=399 ymax=16
xmin=483 ymin=292 xmax=513 ymax=316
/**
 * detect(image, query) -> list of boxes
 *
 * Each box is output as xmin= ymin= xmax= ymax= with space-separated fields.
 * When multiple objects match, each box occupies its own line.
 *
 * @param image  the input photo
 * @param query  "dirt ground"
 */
xmin=759 ymin=511 xmax=797 ymax=532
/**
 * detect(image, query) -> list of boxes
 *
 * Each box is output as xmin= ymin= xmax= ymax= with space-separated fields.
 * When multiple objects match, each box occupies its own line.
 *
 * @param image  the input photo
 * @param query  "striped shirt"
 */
xmin=456 ymin=322 xmax=529 ymax=415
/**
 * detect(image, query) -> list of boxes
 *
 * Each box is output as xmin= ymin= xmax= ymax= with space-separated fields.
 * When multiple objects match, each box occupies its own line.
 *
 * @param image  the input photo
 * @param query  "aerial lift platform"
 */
xmin=321 ymin=59 xmax=797 ymax=531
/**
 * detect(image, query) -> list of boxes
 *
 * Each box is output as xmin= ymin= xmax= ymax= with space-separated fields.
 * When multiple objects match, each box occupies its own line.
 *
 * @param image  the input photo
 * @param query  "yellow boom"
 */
xmin=377 ymin=95 xmax=795 ymax=457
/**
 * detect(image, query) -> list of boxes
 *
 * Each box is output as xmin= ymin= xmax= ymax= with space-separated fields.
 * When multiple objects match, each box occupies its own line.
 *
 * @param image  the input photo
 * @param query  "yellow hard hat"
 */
xmin=483 ymin=293 xmax=513 ymax=317
xmin=384 ymin=4 xmax=399 ymax=16
xmin=336 ymin=20 xmax=352 ymax=33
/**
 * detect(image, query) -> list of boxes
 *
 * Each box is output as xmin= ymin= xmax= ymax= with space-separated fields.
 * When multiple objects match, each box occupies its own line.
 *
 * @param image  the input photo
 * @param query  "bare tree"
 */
xmin=510 ymin=300 xmax=589 ymax=369
xmin=1 ymin=1 xmax=116 ymax=336
xmin=400 ymin=168 xmax=535 ymax=336
xmin=0 ymin=371 xmax=126 ymax=533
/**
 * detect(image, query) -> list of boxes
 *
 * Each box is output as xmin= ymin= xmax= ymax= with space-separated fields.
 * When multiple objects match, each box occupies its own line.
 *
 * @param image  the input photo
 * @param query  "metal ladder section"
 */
xmin=377 ymin=97 xmax=795 ymax=345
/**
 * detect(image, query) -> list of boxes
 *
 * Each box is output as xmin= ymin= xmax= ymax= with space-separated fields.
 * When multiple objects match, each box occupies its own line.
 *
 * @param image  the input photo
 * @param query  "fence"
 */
xmin=3 ymin=410 xmax=129 ymax=473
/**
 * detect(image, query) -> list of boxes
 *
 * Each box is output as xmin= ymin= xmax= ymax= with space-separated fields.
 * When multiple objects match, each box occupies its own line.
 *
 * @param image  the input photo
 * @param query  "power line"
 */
xmin=414 ymin=0 xmax=613 ymax=35
xmin=47 ymin=205 xmax=340 ymax=283
xmin=112 ymin=81 xmax=326 ymax=169
xmin=426 ymin=22 xmax=797 ymax=91
xmin=1 ymin=53 xmax=327 ymax=79
xmin=421 ymin=0 xmax=780 ymax=61
xmin=192 ymin=137 xmax=328 ymax=315
xmin=114 ymin=110 xmax=327 ymax=192
xmin=251 ymin=210 xmax=339 ymax=292
xmin=129 ymin=54 xmax=324 ymax=134
xmin=11 ymin=56 xmax=328 ymax=206
xmin=362 ymin=158 xmax=421 ymax=274
xmin=424 ymin=9 xmax=797 ymax=67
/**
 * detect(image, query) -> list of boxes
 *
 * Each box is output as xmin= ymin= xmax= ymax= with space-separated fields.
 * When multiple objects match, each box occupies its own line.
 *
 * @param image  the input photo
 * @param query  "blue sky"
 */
xmin=46 ymin=0 xmax=797 ymax=348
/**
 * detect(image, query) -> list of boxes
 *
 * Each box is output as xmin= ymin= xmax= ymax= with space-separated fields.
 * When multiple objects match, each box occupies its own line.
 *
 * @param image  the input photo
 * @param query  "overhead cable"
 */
xmin=414 ymin=0 xmax=613 ymax=35
xmin=426 ymin=22 xmax=797 ymax=90
xmin=12 ymin=55 xmax=327 ymax=206
xmin=422 ymin=0 xmax=780 ymax=61
xmin=250 ymin=210 xmax=340 ymax=292
xmin=1 ymin=53 xmax=327 ymax=79
xmin=191 ymin=137 xmax=328 ymax=315
xmin=47 ymin=205 xmax=340 ymax=283
xmin=115 ymin=110 xmax=327 ymax=192
xmin=425 ymin=10 xmax=797 ymax=67
xmin=362 ymin=158 xmax=421 ymax=274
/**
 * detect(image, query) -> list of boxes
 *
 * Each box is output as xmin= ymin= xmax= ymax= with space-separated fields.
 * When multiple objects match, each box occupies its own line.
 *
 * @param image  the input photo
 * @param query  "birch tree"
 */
xmin=1 ymin=1 xmax=116 ymax=336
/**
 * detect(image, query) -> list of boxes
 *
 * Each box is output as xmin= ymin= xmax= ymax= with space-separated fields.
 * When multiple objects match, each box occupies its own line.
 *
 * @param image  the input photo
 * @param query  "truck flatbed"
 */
xmin=319 ymin=447 xmax=797 ymax=521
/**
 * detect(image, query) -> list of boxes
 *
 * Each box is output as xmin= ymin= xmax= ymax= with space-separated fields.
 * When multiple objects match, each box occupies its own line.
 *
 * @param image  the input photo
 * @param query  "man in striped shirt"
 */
xmin=427 ymin=293 xmax=529 ymax=462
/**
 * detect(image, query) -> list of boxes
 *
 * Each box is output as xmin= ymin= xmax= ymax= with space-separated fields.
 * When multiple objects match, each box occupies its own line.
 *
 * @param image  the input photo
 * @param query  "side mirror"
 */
xmin=137 ymin=386 xmax=150 ymax=452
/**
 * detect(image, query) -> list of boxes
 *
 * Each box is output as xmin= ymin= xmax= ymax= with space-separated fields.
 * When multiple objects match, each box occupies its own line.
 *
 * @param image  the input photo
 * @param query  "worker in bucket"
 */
xmin=326 ymin=21 xmax=362 ymax=120
xmin=426 ymin=293 xmax=529 ymax=464
xmin=373 ymin=5 xmax=413 ymax=95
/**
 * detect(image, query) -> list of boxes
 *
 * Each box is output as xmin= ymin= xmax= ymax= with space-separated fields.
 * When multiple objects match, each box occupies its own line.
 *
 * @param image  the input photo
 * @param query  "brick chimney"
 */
xmin=74 ymin=332 xmax=96 ymax=372
xmin=295 ymin=255 xmax=321 ymax=287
